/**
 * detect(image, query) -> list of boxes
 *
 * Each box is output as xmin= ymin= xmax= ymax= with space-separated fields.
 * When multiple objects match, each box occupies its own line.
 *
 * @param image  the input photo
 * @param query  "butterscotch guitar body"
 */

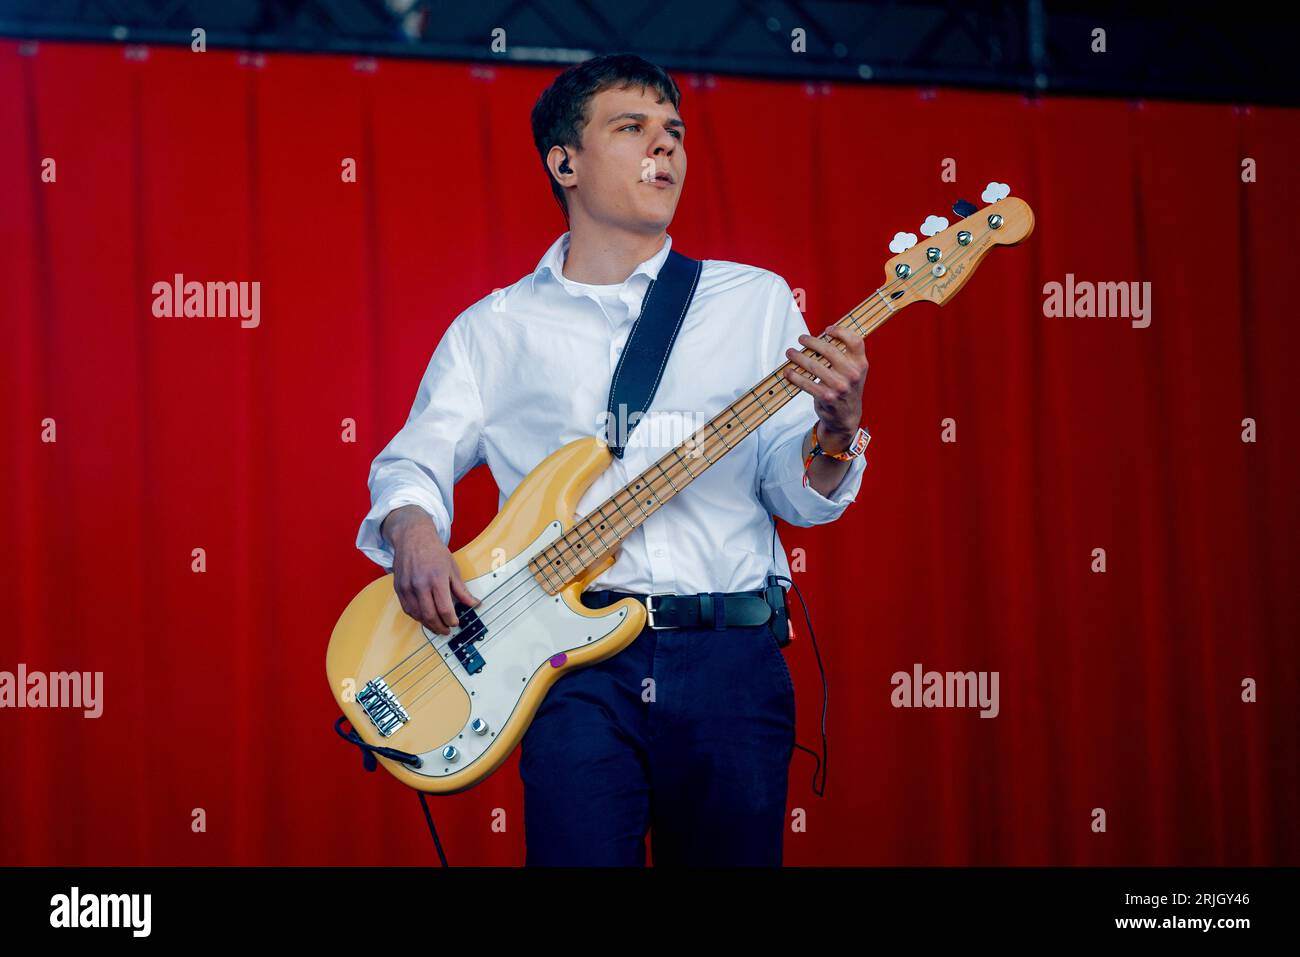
xmin=326 ymin=437 xmax=646 ymax=793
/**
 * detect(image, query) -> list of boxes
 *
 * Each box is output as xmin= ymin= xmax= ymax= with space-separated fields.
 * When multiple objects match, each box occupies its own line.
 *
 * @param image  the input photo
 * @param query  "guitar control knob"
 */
xmin=471 ymin=717 xmax=489 ymax=735
xmin=441 ymin=745 xmax=459 ymax=762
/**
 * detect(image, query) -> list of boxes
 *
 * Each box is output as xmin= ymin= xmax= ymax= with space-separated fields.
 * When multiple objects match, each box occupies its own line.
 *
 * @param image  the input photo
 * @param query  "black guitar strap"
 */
xmin=603 ymin=248 xmax=703 ymax=459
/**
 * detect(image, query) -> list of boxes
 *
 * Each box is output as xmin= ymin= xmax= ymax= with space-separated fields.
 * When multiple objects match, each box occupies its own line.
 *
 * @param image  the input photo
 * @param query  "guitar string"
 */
xmin=384 ymin=225 xmax=991 ymax=716
xmin=387 ymin=225 xmax=991 ymax=717
xmin=374 ymin=224 xmax=993 ymax=719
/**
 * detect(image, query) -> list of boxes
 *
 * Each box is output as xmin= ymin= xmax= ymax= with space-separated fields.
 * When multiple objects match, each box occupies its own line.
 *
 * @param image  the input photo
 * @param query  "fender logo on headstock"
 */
xmin=930 ymin=259 xmax=967 ymax=300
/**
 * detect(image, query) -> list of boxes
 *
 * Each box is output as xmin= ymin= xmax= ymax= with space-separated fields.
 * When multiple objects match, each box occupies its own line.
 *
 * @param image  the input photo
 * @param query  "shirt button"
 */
xmin=654 ymin=548 xmax=665 ymax=558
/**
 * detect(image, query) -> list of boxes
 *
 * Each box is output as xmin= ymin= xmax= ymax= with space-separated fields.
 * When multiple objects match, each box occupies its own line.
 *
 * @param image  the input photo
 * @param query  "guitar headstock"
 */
xmin=882 ymin=186 xmax=1035 ymax=310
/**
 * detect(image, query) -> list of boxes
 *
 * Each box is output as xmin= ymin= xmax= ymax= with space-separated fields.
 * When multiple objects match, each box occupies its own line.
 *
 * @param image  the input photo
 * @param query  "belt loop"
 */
xmin=710 ymin=591 xmax=726 ymax=631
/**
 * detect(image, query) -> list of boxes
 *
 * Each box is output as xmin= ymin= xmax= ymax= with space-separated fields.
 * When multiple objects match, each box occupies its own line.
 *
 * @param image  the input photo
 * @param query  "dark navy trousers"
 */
xmin=519 ymin=593 xmax=797 ymax=866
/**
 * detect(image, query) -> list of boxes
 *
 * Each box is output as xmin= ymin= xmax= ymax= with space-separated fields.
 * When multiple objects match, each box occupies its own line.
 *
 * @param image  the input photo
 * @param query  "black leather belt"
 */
xmin=580 ymin=588 xmax=772 ymax=630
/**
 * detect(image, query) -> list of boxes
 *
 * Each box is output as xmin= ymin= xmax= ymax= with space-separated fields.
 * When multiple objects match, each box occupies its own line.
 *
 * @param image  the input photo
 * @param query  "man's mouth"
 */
xmin=652 ymin=171 xmax=675 ymax=185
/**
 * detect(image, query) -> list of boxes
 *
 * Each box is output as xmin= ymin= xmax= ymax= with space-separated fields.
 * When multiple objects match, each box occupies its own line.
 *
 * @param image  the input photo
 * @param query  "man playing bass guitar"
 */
xmin=356 ymin=53 xmax=869 ymax=866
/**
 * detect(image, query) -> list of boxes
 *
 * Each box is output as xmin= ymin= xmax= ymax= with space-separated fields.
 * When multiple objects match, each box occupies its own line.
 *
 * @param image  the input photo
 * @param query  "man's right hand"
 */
xmin=382 ymin=505 xmax=481 ymax=636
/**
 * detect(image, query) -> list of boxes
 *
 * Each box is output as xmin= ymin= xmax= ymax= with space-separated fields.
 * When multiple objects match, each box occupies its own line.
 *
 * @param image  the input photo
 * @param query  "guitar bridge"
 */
xmin=357 ymin=677 xmax=408 ymax=737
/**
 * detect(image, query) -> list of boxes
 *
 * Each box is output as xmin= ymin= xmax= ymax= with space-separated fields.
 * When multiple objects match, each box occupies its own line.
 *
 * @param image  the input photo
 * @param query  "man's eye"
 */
xmin=621 ymin=124 xmax=681 ymax=140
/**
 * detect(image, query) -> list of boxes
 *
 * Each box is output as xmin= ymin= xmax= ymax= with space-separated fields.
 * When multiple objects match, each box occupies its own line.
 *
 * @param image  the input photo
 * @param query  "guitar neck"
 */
xmin=526 ymin=191 xmax=1036 ymax=593
xmin=529 ymin=288 xmax=900 ymax=593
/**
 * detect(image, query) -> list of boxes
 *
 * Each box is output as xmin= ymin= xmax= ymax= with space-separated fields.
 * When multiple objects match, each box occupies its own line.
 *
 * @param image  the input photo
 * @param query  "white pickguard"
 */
xmin=405 ymin=521 xmax=630 ymax=779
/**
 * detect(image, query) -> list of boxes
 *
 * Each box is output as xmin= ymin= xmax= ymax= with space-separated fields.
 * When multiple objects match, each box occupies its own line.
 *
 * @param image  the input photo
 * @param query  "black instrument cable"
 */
xmin=772 ymin=517 xmax=829 ymax=798
xmin=333 ymin=715 xmax=450 ymax=866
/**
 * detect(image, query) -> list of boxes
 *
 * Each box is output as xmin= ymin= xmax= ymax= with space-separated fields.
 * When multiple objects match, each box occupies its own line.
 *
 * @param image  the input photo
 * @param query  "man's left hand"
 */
xmin=783 ymin=324 xmax=868 ymax=451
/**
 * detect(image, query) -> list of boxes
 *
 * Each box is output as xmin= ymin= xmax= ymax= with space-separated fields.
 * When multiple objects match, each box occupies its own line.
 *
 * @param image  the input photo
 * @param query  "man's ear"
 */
xmin=548 ymin=144 xmax=574 ymax=182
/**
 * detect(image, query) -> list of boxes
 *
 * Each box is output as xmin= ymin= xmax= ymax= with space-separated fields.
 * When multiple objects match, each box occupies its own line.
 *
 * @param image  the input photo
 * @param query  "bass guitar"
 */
xmin=327 ymin=191 xmax=1034 ymax=793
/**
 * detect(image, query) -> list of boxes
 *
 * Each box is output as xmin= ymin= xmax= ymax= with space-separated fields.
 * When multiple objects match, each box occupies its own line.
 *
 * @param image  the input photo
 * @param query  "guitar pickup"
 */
xmin=447 ymin=602 xmax=487 ymax=675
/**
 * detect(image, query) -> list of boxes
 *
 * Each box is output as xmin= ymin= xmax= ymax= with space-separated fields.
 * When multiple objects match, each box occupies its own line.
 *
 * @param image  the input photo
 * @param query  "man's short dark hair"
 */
xmin=530 ymin=53 xmax=682 ymax=220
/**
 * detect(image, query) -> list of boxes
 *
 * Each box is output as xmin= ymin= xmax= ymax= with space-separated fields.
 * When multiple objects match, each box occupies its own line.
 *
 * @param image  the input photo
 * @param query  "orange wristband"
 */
xmin=801 ymin=422 xmax=870 ymax=487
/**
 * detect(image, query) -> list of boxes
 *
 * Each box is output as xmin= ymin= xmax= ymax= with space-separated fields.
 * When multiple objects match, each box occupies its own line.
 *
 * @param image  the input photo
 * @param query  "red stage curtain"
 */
xmin=1 ymin=40 xmax=1296 ymax=865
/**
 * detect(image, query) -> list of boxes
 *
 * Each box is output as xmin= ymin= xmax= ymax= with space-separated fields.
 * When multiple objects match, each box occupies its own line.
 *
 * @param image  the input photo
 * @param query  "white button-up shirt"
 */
xmin=356 ymin=231 xmax=867 ymax=594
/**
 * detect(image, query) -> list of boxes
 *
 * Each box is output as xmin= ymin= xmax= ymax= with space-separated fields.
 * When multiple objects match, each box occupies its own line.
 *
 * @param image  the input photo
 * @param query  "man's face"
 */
xmin=568 ymin=84 xmax=686 ymax=232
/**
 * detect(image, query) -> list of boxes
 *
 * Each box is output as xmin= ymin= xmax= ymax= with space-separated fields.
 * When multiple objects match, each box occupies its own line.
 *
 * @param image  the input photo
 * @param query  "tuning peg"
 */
xmin=952 ymin=198 xmax=978 ymax=217
xmin=919 ymin=215 xmax=948 ymax=237
xmin=889 ymin=231 xmax=917 ymax=254
xmin=981 ymin=182 xmax=1011 ymax=203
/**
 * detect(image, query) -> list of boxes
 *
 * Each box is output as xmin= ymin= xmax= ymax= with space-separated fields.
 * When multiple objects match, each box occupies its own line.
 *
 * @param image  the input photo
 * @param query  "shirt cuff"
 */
xmin=355 ymin=491 xmax=451 ymax=570
xmin=770 ymin=431 xmax=868 ymax=524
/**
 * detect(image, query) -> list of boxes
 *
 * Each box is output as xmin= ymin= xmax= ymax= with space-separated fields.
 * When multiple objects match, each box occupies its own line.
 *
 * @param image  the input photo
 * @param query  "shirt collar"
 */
xmin=529 ymin=231 xmax=673 ymax=295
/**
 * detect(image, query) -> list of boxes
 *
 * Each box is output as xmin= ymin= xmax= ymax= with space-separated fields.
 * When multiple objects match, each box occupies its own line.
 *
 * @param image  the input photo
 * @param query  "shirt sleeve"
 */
xmin=754 ymin=274 xmax=867 ymax=528
xmin=355 ymin=318 xmax=486 ymax=569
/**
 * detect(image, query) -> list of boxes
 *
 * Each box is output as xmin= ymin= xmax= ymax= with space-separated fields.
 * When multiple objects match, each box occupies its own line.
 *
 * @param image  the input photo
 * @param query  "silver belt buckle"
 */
xmin=645 ymin=593 xmax=678 ymax=629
